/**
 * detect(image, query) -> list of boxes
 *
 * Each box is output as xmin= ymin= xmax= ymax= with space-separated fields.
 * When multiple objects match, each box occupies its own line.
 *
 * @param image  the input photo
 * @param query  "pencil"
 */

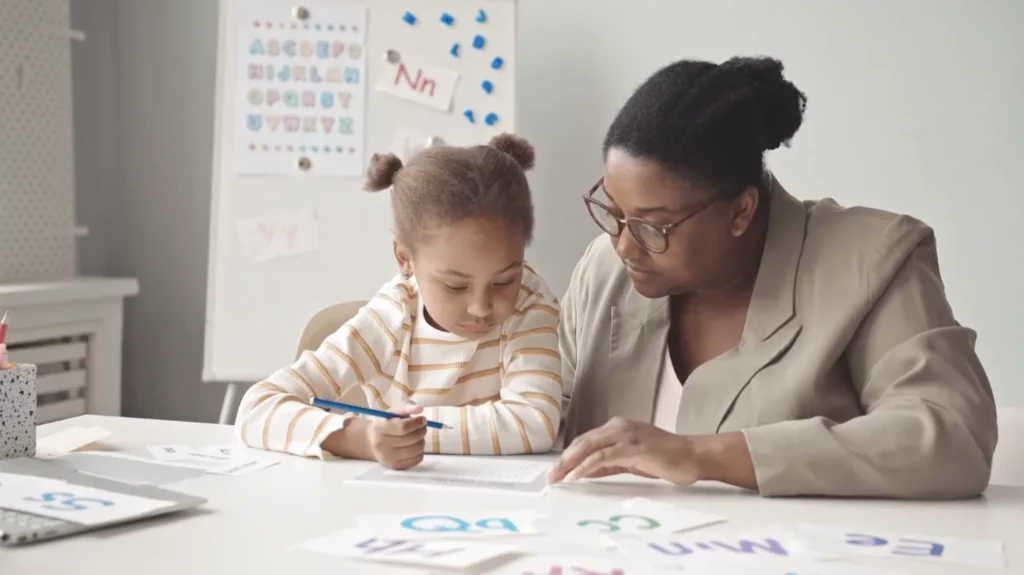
xmin=310 ymin=397 xmax=451 ymax=430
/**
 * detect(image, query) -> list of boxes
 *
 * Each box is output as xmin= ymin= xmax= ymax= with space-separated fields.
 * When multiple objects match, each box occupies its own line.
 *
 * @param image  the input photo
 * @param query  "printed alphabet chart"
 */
xmin=793 ymin=523 xmax=1005 ymax=569
xmin=0 ymin=472 xmax=175 ymax=526
xmin=356 ymin=509 xmax=546 ymax=540
xmin=296 ymin=528 xmax=517 ymax=569
xmin=234 ymin=2 xmax=367 ymax=176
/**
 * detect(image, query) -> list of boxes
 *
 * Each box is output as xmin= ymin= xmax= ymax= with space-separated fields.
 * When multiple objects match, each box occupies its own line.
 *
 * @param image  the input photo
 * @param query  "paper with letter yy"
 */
xmin=389 ymin=127 xmax=432 ymax=163
xmin=376 ymin=57 xmax=459 ymax=112
xmin=351 ymin=455 xmax=551 ymax=494
xmin=356 ymin=509 xmax=547 ymax=540
xmin=35 ymin=426 xmax=111 ymax=459
xmin=0 ymin=472 xmax=175 ymax=526
xmin=234 ymin=2 xmax=367 ymax=176
xmin=616 ymin=527 xmax=819 ymax=569
xmin=297 ymin=528 xmax=517 ymax=569
xmin=236 ymin=208 xmax=319 ymax=263
xmin=793 ymin=523 xmax=1005 ymax=569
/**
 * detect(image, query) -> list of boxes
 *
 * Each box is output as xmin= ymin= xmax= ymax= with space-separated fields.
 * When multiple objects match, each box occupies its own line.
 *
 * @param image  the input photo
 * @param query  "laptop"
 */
xmin=0 ymin=457 xmax=206 ymax=546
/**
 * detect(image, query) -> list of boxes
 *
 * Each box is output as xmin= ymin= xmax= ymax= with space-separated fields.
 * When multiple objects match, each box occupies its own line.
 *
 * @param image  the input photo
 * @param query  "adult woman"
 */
xmin=548 ymin=56 xmax=997 ymax=499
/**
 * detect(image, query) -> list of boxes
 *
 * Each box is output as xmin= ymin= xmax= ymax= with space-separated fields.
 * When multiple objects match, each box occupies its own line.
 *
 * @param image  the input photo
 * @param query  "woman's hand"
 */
xmin=324 ymin=404 xmax=427 ymax=469
xmin=546 ymin=417 xmax=703 ymax=485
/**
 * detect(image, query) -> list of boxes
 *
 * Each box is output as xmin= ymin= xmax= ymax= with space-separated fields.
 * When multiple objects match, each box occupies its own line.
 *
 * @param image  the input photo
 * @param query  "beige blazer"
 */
xmin=559 ymin=176 xmax=998 ymax=499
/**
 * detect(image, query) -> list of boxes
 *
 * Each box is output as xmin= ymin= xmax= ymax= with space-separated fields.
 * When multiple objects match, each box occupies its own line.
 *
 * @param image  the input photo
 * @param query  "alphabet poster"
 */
xmin=234 ymin=2 xmax=367 ymax=176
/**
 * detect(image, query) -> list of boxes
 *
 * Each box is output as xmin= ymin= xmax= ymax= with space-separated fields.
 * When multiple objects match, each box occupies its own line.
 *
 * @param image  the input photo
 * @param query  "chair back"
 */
xmin=991 ymin=406 xmax=1024 ymax=487
xmin=294 ymin=301 xmax=369 ymax=407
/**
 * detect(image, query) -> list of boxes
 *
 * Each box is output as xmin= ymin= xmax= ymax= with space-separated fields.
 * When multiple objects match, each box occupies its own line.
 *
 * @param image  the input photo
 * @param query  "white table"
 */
xmin=4 ymin=415 xmax=1023 ymax=574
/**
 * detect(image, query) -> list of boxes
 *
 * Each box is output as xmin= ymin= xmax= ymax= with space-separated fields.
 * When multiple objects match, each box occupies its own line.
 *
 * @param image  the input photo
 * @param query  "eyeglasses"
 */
xmin=582 ymin=178 xmax=721 ymax=254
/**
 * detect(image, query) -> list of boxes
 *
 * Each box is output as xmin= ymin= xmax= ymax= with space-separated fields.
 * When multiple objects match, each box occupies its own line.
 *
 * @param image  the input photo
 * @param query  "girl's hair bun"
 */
xmin=364 ymin=152 xmax=404 ymax=192
xmin=487 ymin=133 xmax=535 ymax=170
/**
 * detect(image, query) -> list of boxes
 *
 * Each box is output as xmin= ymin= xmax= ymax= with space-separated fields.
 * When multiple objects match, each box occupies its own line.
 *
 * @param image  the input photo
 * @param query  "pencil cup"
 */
xmin=0 ymin=364 xmax=37 ymax=459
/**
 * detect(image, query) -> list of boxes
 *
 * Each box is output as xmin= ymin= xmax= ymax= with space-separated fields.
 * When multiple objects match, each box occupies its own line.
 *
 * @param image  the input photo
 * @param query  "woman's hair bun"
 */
xmin=364 ymin=152 xmax=403 ymax=192
xmin=721 ymin=56 xmax=807 ymax=151
xmin=487 ymin=133 xmax=535 ymax=170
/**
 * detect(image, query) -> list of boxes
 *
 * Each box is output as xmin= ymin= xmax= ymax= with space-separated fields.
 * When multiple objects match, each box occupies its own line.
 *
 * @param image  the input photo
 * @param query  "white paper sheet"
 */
xmin=0 ymin=472 xmax=175 ymax=526
xmin=297 ymin=528 xmax=517 ymax=569
xmin=375 ymin=57 xmax=459 ymax=112
xmin=382 ymin=457 xmax=549 ymax=485
xmin=35 ymin=426 xmax=111 ymax=459
xmin=684 ymin=558 xmax=910 ymax=575
xmin=793 ymin=523 xmax=1005 ymax=569
xmin=236 ymin=208 xmax=320 ymax=263
xmin=357 ymin=509 xmax=546 ymax=540
xmin=482 ymin=554 xmax=638 ymax=575
xmin=234 ymin=2 xmax=367 ymax=175
xmin=146 ymin=445 xmax=194 ymax=461
xmin=617 ymin=527 xmax=818 ymax=569
xmin=145 ymin=444 xmax=279 ymax=476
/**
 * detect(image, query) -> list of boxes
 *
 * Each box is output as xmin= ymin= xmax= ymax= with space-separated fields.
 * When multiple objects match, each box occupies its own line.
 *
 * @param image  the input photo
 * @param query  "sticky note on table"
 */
xmin=793 ymin=523 xmax=1005 ymax=569
xmin=356 ymin=509 xmax=547 ymax=539
xmin=684 ymin=558 xmax=911 ymax=575
xmin=0 ymin=472 xmax=176 ymax=526
xmin=297 ymin=528 xmax=517 ymax=569
xmin=616 ymin=527 xmax=816 ymax=569
xmin=36 ymin=426 xmax=112 ymax=459
xmin=487 ymin=555 xmax=637 ymax=574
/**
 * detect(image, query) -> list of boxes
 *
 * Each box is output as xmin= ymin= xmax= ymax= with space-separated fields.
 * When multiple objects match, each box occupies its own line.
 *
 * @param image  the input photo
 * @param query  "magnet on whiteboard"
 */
xmin=472 ymin=34 xmax=486 ymax=50
xmin=440 ymin=13 xmax=455 ymax=26
xmin=484 ymin=112 xmax=499 ymax=126
xmin=450 ymin=43 xmax=460 ymax=58
xmin=384 ymin=49 xmax=401 ymax=64
xmin=463 ymin=109 xmax=476 ymax=124
xmin=426 ymin=136 xmax=446 ymax=147
xmin=298 ymin=156 xmax=312 ymax=171
xmin=476 ymin=9 xmax=487 ymax=23
xmin=481 ymin=80 xmax=494 ymax=94
xmin=491 ymin=56 xmax=504 ymax=70
xmin=402 ymin=11 xmax=417 ymax=25
xmin=293 ymin=6 xmax=310 ymax=20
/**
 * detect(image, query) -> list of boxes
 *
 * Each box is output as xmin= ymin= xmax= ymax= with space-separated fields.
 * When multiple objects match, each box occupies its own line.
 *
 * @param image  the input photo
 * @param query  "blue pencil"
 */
xmin=310 ymin=397 xmax=450 ymax=430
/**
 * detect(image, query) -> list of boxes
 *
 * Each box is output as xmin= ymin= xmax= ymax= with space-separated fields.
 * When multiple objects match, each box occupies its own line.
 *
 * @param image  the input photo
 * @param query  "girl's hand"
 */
xmin=364 ymin=404 xmax=428 ymax=470
xmin=323 ymin=404 xmax=427 ymax=468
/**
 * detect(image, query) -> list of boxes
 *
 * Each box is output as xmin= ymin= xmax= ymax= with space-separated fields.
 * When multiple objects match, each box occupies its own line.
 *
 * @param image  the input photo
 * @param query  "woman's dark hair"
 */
xmin=603 ymin=56 xmax=807 ymax=196
xmin=365 ymin=133 xmax=536 ymax=248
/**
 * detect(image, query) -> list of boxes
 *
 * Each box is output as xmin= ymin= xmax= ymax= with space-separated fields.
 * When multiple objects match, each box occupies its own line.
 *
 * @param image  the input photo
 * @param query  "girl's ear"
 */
xmin=393 ymin=240 xmax=414 ymax=278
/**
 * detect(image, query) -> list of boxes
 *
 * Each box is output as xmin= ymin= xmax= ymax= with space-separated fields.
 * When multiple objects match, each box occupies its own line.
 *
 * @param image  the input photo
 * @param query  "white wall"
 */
xmin=72 ymin=0 xmax=1024 ymax=422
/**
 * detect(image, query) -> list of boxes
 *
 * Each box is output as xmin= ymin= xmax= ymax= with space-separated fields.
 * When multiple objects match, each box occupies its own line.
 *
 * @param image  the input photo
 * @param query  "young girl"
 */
xmin=235 ymin=134 xmax=561 ymax=469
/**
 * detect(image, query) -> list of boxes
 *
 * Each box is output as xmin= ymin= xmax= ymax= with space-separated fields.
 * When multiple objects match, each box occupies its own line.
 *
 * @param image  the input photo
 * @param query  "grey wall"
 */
xmin=72 ymin=0 xmax=225 ymax=422
xmin=72 ymin=1 xmax=1024 ymax=423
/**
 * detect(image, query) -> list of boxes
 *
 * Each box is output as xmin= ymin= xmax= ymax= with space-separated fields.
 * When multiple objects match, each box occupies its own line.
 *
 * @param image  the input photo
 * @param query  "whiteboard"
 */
xmin=204 ymin=0 xmax=517 ymax=382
